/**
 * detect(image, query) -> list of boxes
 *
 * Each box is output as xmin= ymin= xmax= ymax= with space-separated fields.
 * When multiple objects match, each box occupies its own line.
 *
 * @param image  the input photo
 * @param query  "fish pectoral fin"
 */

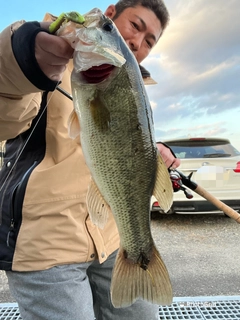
xmin=152 ymin=152 xmax=173 ymax=213
xmin=68 ymin=110 xmax=80 ymax=139
xmin=87 ymin=178 xmax=111 ymax=229
xmin=111 ymin=245 xmax=173 ymax=308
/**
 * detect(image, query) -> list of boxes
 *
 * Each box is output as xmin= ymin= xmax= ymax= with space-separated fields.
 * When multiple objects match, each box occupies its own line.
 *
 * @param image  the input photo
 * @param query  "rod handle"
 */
xmin=194 ymin=185 xmax=240 ymax=223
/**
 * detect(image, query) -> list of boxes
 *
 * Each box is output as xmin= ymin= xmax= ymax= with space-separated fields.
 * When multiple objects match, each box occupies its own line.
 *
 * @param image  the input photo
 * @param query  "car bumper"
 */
xmin=152 ymin=199 xmax=240 ymax=214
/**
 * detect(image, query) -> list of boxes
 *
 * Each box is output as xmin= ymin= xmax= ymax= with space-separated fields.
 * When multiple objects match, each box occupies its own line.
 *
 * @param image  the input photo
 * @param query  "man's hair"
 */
xmin=114 ymin=0 xmax=170 ymax=34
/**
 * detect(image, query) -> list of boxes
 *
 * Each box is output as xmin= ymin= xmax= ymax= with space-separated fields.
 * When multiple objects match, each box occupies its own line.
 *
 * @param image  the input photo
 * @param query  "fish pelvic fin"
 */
xmin=153 ymin=153 xmax=173 ymax=213
xmin=68 ymin=110 xmax=80 ymax=139
xmin=87 ymin=178 xmax=111 ymax=229
xmin=111 ymin=245 xmax=173 ymax=308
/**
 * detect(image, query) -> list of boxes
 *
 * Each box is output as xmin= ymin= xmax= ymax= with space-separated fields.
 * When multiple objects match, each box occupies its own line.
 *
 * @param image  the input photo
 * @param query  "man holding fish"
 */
xmin=0 ymin=0 xmax=180 ymax=319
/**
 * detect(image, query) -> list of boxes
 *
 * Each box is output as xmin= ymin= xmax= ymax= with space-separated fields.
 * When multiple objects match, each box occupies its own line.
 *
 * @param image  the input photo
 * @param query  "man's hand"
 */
xmin=35 ymin=22 xmax=74 ymax=81
xmin=157 ymin=143 xmax=181 ymax=169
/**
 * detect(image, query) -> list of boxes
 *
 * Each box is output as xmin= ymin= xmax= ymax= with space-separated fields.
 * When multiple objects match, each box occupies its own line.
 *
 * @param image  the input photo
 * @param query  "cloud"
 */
xmin=150 ymin=100 xmax=157 ymax=110
xmin=143 ymin=0 xmax=240 ymax=147
xmin=154 ymin=120 xmax=228 ymax=142
xmin=157 ymin=0 xmax=240 ymax=66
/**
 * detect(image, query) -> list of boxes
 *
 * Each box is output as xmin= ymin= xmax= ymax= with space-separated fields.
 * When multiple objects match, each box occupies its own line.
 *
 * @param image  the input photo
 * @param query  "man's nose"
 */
xmin=128 ymin=36 xmax=142 ymax=52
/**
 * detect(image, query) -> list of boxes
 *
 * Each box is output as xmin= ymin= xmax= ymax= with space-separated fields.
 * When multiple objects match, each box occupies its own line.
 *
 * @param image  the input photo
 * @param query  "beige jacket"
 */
xmin=0 ymin=18 xmax=120 ymax=271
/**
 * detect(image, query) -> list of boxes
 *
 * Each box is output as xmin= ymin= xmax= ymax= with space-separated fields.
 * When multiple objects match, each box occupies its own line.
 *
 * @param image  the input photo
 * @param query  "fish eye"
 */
xmin=103 ymin=22 xmax=113 ymax=32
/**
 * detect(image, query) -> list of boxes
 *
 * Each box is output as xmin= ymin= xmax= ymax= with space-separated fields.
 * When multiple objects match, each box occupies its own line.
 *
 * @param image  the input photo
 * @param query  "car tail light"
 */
xmin=234 ymin=161 xmax=240 ymax=173
xmin=153 ymin=201 xmax=159 ymax=208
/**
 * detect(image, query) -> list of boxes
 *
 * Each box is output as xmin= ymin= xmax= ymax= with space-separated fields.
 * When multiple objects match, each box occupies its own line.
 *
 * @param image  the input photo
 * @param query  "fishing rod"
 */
xmin=169 ymin=169 xmax=240 ymax=223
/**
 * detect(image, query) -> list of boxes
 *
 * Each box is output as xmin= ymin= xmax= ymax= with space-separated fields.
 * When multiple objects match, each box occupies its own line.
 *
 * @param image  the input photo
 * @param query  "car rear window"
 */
xmin=162 ymin=140 xmax=240 ymax=159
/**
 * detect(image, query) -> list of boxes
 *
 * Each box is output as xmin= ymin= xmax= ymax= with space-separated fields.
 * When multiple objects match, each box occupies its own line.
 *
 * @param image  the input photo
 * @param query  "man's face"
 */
xmin=105 ymin=5 xmax=162 ymax=64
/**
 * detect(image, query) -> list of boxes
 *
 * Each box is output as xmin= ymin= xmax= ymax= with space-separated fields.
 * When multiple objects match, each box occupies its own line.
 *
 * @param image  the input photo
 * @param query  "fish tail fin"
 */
xmin=110 ymin=245 xmax=173 ymax=308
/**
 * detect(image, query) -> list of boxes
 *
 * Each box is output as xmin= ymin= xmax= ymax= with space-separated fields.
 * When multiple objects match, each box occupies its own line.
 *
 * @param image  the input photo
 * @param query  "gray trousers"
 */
xmin=6 ymin=250 xmax=160 ymax=320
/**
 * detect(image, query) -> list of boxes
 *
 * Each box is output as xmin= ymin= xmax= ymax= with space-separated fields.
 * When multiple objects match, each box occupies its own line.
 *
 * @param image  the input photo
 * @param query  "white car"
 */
xmin=152 ymin=138 xmax=240 ymax=214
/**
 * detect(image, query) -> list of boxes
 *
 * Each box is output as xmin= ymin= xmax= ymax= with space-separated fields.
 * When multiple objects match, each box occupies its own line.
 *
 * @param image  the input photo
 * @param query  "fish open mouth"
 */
xmin=81 ymin=64 xmax=115 ymax=83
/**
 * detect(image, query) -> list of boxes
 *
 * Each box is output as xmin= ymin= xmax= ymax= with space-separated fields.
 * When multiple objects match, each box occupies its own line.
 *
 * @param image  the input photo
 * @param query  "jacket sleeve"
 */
xmin=0 ymin=20 xmax=58 ymax=141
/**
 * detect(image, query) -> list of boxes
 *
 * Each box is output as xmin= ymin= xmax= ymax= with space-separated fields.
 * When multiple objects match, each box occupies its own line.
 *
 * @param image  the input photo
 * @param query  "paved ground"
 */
xmin=151 ymin=212 xmax=240 ymax=297
xmin=1 ymin=212 xmax=239 ymax=303
xmin=0 ymin=272 xmax=14 ymax=303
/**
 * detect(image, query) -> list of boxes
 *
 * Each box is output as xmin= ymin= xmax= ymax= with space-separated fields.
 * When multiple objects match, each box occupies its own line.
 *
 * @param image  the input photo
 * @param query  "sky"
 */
xmin=1 ymin=0 xmax=240 ymax=150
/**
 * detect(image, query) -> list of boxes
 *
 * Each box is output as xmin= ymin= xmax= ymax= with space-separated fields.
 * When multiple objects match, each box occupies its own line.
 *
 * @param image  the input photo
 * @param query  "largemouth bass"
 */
xmin=58 ymin=8 xmax=173 ymax=308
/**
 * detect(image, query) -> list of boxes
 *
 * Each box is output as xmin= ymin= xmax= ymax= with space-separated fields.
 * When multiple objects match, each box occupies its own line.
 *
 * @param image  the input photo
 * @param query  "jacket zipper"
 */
xmin=6 ymin=219 xmax=15 ymax=247
xmin=6 ymin=160 xmax=38 ymax=247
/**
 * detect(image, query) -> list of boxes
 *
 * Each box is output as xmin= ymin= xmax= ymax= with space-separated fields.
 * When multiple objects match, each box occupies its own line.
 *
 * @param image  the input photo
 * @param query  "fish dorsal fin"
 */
xmin=87 ymin=178 xmax=111 ymax=229
xmin=152 ymin=152 xmax=173 ymax=213
xmin=68 ymin=110 xmax=80 ymax=139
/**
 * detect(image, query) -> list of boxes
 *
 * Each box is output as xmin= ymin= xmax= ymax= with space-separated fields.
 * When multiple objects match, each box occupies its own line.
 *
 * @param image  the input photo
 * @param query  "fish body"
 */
xmin=59 ymin=8 xmax=173 ymax=308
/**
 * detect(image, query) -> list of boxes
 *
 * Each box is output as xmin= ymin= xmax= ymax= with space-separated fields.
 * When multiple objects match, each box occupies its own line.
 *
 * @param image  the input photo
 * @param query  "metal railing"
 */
xmin=1 ymin=296 xmax=240 ymax=320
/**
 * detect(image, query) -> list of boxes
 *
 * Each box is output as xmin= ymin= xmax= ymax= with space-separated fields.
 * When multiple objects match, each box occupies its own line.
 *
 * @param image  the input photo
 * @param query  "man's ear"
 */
xmin=104 ymin=5 xmax=117 ymax=19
